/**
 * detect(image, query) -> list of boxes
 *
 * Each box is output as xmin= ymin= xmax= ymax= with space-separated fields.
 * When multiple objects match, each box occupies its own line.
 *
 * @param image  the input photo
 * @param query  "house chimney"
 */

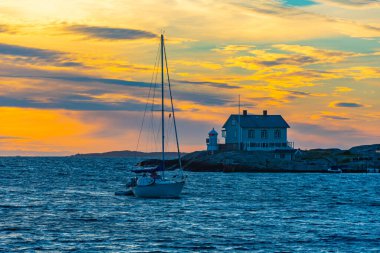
xmin=263 ymin=110 xmax=268 ymax=116
xmin=243 ymin=110 xmax=247 ymax=116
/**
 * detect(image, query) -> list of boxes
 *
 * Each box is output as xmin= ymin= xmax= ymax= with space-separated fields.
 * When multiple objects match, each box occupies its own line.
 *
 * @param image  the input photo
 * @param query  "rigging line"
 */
xmin=166 ymin=116 xmax=174 ymax=152
xmin=164 ymin=113 xmax=172 ymax=147
xmin=163 ymin=40 xmax=183 ymax=171
xmin=151 ymin=60 xmax=160 ymax=149
xmin=141 ymin=41 xmax=160 ymax=153
xmin=151 ymin=42 xmax=162 ymax=149
xmin=148 ymin=41 xmax=161 ymax=151
xmin=135 ymin=40 xmax=161 ymax=153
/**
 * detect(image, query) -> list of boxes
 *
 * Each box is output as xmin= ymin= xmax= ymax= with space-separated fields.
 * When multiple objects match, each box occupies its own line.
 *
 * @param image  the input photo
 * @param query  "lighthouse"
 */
xmin=206 ymin=128 xmax=219 ymax=152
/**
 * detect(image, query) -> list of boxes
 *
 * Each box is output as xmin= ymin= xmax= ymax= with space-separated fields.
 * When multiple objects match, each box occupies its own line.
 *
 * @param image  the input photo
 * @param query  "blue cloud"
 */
xmin=173 ymin=79 xmax=240 ymax=89
xmin=0 ymin=43 xmax=61 ymax=59
xmin=40 ymin=75 xmax=153 ymax=88
xmin=334 ymin=102 xmax=364 ymax=108
xmin=0 ymin=43 xmax=83 ymax=67
xmin=0 ymin=95 xmax=147 ymax=111
xmin=173 ymin=90 xmax=231 ymax=106
xmin=67 ymin=25 xmax=157 ymax=40
xmin=282 ymin=0 xmax=316 ymax=7
xmin=1 ymin=66 xmax=233 ymax=107
xmin=321 ymin=115 xmax=350 ymax=120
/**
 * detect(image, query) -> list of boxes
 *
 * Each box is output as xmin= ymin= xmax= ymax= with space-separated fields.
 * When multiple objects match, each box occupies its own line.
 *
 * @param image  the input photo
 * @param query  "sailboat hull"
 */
xmin=132 ymin=180 xmax=185 ymax=198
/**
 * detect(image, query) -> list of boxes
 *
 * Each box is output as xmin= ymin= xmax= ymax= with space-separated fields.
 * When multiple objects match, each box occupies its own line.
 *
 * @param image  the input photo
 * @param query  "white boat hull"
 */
xmin=132 ymin=180 xmax=185 ymax=198
xmin=327 ymin=169 xmax=342 ymax=173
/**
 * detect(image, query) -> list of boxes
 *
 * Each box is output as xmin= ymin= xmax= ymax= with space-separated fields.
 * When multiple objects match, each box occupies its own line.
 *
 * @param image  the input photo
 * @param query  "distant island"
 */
xmin=71 ymin=150 xmax=181 ymax=158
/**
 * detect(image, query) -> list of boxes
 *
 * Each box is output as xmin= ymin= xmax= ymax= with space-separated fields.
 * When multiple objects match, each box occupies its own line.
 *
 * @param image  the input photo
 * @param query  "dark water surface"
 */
xmin=0 ymin=157 xmax=379 ymax=252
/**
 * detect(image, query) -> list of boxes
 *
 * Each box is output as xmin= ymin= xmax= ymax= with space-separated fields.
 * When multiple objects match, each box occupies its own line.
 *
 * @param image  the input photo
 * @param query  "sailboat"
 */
xmin=128 ymin=34 xmax=186 ymax=198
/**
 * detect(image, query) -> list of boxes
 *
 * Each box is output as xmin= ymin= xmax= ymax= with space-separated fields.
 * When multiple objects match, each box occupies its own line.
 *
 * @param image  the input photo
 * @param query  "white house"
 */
xmin=221 ymin=110 xmax=293 ymax=151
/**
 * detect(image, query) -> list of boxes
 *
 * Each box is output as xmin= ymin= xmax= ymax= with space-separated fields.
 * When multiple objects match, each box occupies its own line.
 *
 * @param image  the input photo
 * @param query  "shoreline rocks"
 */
xmin=140 ymin=144 xmax=380 ymax=173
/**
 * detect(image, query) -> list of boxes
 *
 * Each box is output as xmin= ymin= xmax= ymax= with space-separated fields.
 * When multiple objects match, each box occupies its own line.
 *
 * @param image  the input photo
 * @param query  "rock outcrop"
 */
xmin=142 ymin=144 xmax=380 ymax=173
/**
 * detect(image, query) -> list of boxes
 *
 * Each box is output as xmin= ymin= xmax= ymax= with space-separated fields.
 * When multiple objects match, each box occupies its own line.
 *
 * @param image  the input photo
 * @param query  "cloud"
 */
xmin=334 ymin=86 xmax=353 ymax=92
xmin=67 ymin=25 xmax=157 ymax=40
xmin=0 ymin=135 xmax=23 ymax=140
xmin=0 ymin=94 xmax=147 ymax=111
xmin=0 ymin=66 xmax=152 ymax=88
xmin=316 ymin=0 xmax=380 ymax=8
xmin=172 ymin=60 xmax=222 ymax=70
xmin=293 ymin=122 xmax=361 ymax=136
xmin=173 ymin=79 xmax=239 ymax=89
xmin=311 ymin=111 xmax=351 ymax=120
xmin=41 ymin=75 xmax=152 ymax=88
xmin=0 ymin=24 xmax=19 ymax=34
xmin=290 ymin=122 xmax=378 ymax=149
xmin=233 ymin=1 xmax=306 ymax=17
xmin=77 ymin=110 xmax=220 ymax=149
xmin=0 ymin=43 xmax=83 ymax=67
xmin=329 ymin=101 xmax=365 ymax=107
xmin=0 ymin=66 xmax=233 ymax=109
xmin=0 ymin=25 xmax=11 ymax=33
xmin=321 ymin=115 xmax=350 ymax=120
xmin=282 ymin=0 xmax=317 ymax=7
xmin=231 ymin=0 xmax=380 ymax=39
xmin=227 ymin=44 xmax=360 ymax=71
xmin=173 ymin=90 xmax=232 ymax=106
xmin=0 ymin=43 xmax=62 ymax=59
xmin=212 ymin=45 xmax=256 ymax=54
xmin=273 ymin=44 xmax=360 ymax=63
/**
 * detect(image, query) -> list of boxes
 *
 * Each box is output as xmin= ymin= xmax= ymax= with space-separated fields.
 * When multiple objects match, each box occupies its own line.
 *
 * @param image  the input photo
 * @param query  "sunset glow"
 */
xmin=0 ymin=0 xmax=379 ymax=155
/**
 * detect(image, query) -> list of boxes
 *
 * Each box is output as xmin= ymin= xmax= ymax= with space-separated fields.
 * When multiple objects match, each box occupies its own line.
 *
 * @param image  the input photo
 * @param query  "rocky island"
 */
xmin=140 ymin=144 xmax=380 ymax=173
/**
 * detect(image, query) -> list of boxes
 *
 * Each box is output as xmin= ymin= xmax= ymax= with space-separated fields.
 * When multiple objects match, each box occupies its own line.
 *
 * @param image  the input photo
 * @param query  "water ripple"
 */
xmin=0 ymin=157 xmax=379 ymax=252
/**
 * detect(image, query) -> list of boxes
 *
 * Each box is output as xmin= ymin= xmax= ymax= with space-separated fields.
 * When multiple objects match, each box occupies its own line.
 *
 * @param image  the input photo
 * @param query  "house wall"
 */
xmin=223 ymin=118 xmax=240 ymax=144
xmin=241 ymin=128 xmax=287 ymax=143
xmin=224 ymin=123 xmax=290 ymax=151
xmin=242 ymin=128 xmax=289 ymax=151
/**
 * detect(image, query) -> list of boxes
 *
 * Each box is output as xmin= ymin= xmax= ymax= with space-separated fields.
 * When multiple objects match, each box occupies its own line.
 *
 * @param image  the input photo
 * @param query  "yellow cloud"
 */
xmin=334 ymin=86 xmax=353 ymax=92
xmin=212 ymin=45 xmax=256 ymax=54
xmin=273 ymin=44 xmax=361 ymax=63
xmin=171 ymin=60 xmax=222 ymax=70
xmin=311 ymin=111 xmax=351 ymax=120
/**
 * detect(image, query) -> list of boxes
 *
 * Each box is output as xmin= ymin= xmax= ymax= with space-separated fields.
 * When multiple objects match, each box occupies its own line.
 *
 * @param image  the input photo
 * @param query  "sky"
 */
xmin=0 ymin=0 xmax=380 ymax=156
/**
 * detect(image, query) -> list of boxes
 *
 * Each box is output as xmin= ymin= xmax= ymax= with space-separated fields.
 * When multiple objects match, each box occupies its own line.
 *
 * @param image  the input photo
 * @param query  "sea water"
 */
xmin=0 ymin=157 xmax=379 ymax=252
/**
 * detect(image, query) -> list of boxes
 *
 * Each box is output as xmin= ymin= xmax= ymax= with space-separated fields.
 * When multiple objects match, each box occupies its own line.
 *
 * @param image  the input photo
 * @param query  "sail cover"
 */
xmin=132 ymin=165 xmax=164 ymax=173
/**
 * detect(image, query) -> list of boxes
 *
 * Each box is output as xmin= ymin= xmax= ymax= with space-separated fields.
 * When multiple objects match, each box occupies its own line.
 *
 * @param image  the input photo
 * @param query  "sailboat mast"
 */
xmin=163 ymin=39 xmax=182 ymax=171
xmin=161 ymin=34 xmax=165 ymax=173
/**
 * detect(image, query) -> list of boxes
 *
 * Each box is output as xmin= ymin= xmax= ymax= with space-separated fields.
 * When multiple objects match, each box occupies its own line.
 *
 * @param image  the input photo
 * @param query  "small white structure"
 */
xmin=206 ymin=128 xmax=219 ymax=151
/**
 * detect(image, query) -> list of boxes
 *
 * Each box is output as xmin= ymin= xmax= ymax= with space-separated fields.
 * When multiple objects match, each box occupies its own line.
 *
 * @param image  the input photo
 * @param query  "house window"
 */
xmin=274 ymin=129 xmax=281 ymax=139
xmin=248 ymin=129 xmax=255 ymax=139
xmin=222 ymin=130 xmax=226 ymax=138
xmin=261 ymin=130 xmax=268 ymax=139
xmin=232 ymin=119 xmax=236 ymax=126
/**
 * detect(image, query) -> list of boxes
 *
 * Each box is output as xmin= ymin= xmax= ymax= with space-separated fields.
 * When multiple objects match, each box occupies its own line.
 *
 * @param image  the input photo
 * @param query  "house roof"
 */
xmin=222 ymin=114 xmax=290 ymax=129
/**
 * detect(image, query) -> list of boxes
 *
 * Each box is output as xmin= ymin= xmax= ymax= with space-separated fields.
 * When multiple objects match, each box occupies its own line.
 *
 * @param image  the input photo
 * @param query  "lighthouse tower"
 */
xmin=206 ymin=128 xmax=219 ymax=151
